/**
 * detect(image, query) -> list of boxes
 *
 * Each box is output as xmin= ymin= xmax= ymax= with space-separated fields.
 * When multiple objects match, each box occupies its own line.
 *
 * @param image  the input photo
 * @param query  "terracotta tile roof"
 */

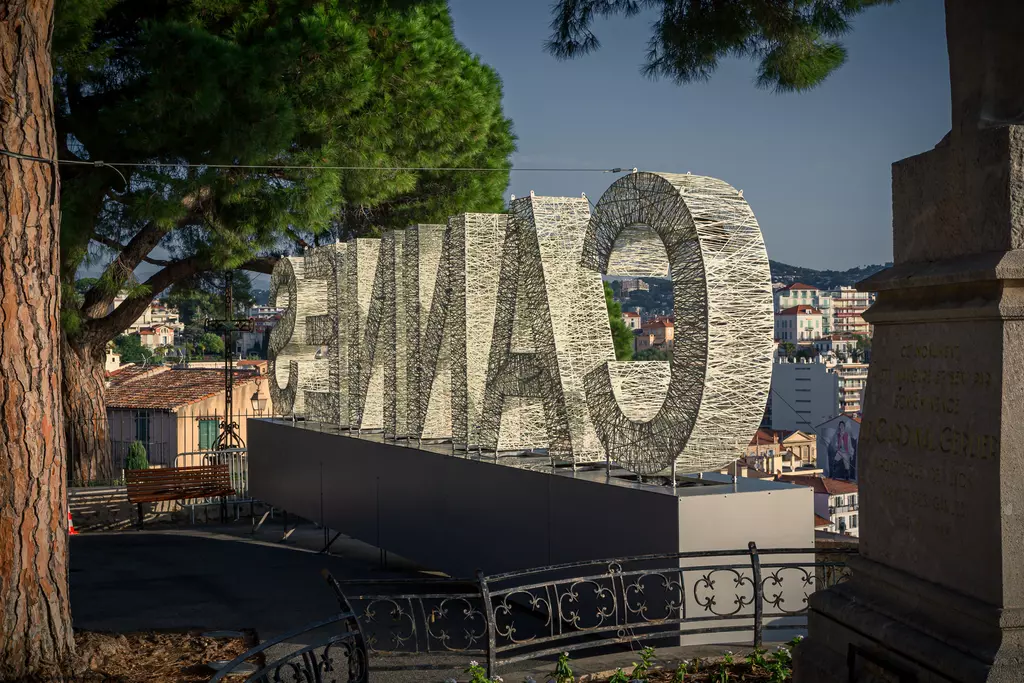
xmin=106 ymin=368 xmax=260 ymax=410
xmin=778 ymin=305 xmax=822 ymax=316
xmin=105 ymin=365 xmax=169 ymax=386
xmin=749 ymin=428 xmax=813 ymax=445
xmin=644 ymin=320 xmax=674 ymax=328
xmin=783 ymin=283 xmax=817 ymax=291
xmin=750 ymin=428 xmax=783 ymax=445
xmin=622 ymin=311 xmax=640 ymax=317
xmin=814 ymin=514 xmax=832 ymax=528
xmin=782 ymin=475 xmax=859 ymax=495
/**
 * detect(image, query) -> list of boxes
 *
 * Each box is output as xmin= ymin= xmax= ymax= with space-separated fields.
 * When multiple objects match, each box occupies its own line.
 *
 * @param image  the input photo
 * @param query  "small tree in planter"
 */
xmin=125 ymin=441 xmax=149 ymax=471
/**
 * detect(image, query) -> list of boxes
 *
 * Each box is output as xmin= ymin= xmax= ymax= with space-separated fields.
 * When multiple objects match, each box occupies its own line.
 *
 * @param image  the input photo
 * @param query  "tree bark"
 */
xmin=62 ymin=339 xmax=111 ymax=486
xmin=0 ymin=0 xmax=76 ymax=680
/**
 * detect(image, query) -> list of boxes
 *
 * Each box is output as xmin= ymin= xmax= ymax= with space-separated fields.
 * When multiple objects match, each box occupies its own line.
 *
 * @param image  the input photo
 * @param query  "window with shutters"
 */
xmin=199 ymin=419 xmax=220 ymax=450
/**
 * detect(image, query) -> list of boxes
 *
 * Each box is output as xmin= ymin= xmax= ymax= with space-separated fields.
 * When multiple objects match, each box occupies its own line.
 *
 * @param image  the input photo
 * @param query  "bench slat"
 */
xmin=126 ymin=464 xmax=235 ymax=504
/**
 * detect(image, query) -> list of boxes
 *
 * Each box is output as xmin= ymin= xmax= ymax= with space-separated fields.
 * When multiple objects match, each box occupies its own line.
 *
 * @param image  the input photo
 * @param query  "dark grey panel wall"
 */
xmin=249 ymin=420 xmax=680 ymax=576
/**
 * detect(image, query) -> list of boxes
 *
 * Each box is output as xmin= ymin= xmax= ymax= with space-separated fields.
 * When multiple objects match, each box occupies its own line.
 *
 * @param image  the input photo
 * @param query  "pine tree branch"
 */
xmin=80 ymin=220 xmax=168 ymax=317
xmin=78 ymin=253 xmax=279 ymax=346
xmin=80 ymin=255 xmax=209 ymax=346
xmin=285 ymin=227 xmax=310 ymax=250
xmin=237 ymin=256 xmax=280 ymax=274
xmin=89 ymin=233 xmax=174 ymax=266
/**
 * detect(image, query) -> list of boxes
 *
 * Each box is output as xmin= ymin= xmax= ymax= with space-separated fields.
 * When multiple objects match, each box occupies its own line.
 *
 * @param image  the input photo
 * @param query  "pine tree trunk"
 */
xmin=63 ymin=339 xmax=112 ymax=485
xmin=0 ymin=0 xmax=76 ymax=680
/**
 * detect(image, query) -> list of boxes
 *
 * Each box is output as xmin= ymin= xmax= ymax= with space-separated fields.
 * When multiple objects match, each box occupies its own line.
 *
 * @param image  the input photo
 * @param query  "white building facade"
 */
xmin=774 ymin=283 xmax=834 ymax=334
xmin=621 ymin=310 xmax=642 ymax=330
xmin=775 ymin=305 xmax=823 ymax=343
xmin=770 ymin=358 xmax=840 ymax=432
xmin=834 ymin=362 xmax=869 ymax=415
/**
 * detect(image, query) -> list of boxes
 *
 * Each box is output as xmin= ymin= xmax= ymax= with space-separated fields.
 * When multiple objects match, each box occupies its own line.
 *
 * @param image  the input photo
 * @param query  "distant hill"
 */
xmin=769 ymin=261 xmax=890 ymax=290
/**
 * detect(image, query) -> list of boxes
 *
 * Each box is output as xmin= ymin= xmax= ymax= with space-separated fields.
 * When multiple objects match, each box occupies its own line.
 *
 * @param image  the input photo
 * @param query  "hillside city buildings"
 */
xmin=634 ymin=317 xmax=674 ymax=353
xmin=769 ymin=282 xmax=874 ymax=436
xmin=773 ymin=283 xmax=873 ymax=338
xmin=108 ymin=295 xmax=284 ymax=359
xmin=619 ymin=278 xmax=650 ymax=295
xmin=109 ymin=295 xmax=185 ymax=335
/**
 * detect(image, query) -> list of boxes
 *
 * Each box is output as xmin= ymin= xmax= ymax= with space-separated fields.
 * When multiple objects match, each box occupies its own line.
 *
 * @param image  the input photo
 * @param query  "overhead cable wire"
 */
xmin=2 ymin=148 xmax=633 ymax=175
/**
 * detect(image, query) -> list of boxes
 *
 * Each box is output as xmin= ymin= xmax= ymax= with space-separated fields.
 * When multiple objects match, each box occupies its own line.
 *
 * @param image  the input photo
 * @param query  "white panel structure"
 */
xmin=582 ymin=171 xmax=774 ymax=474
xmin=449 ymin=213 xmax=506 ymax=450
xmin=480 ymin=195 xmax=616 ymax=462
xmin=347 ymin=238 xmax=386 ymax=431
xmin=268 ymin=256 xmax=324 ymax=416
xmin=404 ymin=224 xmax=453 ymax=441
xmin=382 ymin=231 xmax=407 ymax=439
xmin=302 ymin=243 xmax=348 ymax=426
xmin=271 ymin=169 xmax=771 ymax=478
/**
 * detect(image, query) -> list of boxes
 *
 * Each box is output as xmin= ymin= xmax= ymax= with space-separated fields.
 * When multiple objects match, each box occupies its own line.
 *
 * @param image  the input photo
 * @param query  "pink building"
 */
xmin=138 ymin=324 xmax=175 ymax=349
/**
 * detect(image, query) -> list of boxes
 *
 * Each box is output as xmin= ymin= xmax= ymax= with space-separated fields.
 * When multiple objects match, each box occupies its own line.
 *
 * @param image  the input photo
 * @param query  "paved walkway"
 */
xmin=70 ymin=526 xmax=422 ymax=636
xmin=70 ymin=523 xmax=754 ymax=682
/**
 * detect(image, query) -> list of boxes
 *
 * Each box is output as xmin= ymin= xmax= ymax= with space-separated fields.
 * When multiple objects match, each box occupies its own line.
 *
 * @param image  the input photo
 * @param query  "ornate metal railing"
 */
xmin=339 ymin=542 xmax=855 ymax=677
xmin=209 ymin=571 xmax=369 ymax=683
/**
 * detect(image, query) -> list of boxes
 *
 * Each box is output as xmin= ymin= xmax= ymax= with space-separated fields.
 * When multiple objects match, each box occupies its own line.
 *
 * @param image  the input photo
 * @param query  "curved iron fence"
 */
xmin=209 ymin=571 xmax=369 ymax=683
xmin=338 ymin=542 xmax=854 ymax=677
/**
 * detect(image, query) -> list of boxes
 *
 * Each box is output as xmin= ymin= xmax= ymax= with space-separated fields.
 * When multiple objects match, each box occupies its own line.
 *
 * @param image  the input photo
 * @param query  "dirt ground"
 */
xmin=73 ymin=630 xmax=253 ymax=682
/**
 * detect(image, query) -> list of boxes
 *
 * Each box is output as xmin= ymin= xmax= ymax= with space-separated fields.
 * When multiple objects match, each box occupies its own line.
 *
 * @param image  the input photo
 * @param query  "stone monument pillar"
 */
xmin=795 ymin=1 xmax=1024 ymax=680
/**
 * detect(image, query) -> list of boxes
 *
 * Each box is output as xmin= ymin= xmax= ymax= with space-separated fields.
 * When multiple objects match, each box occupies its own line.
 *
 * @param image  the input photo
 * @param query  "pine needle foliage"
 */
xmin=605 ymin=283 xmax=635 ymax=361
xmin=53 ymin=0 xmax=516 ymax=342
xmin=546 ymin=0 xmax=898 ymax=92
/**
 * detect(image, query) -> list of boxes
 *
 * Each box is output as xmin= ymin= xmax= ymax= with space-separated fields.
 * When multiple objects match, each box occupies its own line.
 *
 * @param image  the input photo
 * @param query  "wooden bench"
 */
xmin=126 ymin=464 xmax=235 ymax=528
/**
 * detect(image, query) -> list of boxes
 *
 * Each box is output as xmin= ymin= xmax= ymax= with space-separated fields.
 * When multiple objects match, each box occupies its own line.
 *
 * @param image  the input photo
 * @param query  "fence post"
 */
xmin=476 ymin=569 xmax=498 ymax=677
xmin=748 ymin=541 xmax=763 ymax=649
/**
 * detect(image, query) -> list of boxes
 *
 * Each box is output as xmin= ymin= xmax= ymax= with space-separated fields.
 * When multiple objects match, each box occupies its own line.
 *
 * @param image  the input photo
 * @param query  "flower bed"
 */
xmin=449 ymin=638 xmax=801 ymax=683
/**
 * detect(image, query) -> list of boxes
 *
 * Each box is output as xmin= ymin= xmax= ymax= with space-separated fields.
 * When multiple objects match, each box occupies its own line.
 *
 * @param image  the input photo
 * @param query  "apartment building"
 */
xmin=769 ymin=357 xmax=840 ymax=432
xmin=775 ymin=305 xmax=823 ymax=342
xmin=831 ymin=286 xmax=872 ymax=336
xmin=834 ymin=363 xmax=869 ymax=414
xmin=774 ymin=283 xmax=834 ymax=334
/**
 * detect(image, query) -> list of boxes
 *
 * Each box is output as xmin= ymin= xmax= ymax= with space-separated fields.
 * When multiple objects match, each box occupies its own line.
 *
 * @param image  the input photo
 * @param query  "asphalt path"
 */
xmin=70 ymin=527 xmax=478 ymax=681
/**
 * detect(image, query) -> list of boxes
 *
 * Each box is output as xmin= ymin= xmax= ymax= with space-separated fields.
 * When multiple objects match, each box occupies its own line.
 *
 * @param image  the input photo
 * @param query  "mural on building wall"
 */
xmin=816 ymin=414 xmax=859 ymax=481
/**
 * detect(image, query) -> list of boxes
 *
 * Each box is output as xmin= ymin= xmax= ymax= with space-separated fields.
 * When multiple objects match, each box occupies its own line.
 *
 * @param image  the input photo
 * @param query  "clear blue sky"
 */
xmin=448 ymin=0 xmax=950 ymax=270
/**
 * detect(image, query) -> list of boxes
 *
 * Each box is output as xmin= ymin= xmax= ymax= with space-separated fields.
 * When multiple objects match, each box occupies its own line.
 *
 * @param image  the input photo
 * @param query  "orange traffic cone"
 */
xmin=68 ymin=510 xmax=78 ymax=536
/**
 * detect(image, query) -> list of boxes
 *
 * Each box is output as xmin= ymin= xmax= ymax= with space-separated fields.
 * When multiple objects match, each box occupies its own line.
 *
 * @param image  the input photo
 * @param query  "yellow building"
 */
xmin=746 ymin=428 xmax=817 ymax=473
xmin=104 ymin=364 xmax=273 ymax=468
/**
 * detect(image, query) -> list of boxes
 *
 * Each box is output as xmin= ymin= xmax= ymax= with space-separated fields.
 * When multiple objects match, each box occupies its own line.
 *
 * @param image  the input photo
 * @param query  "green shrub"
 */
xmin=607 ymin=669 xmax=630 ymax=683
xmin=550 ymin=652 xmax=574 ymax=683
xmin=125 ymin=441 xmax=149 ymax=471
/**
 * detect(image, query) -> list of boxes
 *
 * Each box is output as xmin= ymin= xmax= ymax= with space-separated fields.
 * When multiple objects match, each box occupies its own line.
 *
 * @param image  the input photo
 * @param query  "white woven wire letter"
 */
xmin=581 ymin=172 xmax=774 ymax=474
